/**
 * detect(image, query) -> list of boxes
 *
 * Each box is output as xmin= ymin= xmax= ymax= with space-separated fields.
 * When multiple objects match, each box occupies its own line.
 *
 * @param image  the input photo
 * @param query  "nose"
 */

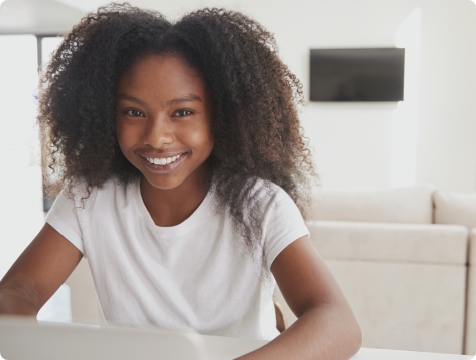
xmin=143 ymin=113 xmax=174 ymax=148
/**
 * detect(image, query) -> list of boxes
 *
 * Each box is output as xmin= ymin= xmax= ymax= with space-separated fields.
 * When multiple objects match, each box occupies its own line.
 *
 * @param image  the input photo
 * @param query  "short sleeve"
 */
xmin=263 ymin=189 xmax=310 ymax=270
xmin=45 ymin=190 xmax=85 ymax=256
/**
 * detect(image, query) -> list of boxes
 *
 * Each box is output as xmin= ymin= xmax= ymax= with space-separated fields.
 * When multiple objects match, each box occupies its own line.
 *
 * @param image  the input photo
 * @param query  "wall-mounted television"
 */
xmin=310 ymin=48 xmax=405 ymax=102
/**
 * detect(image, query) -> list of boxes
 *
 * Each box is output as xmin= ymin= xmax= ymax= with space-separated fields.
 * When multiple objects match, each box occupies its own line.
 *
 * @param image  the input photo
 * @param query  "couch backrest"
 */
xmin=433 ymin=191 xmax=476 ymax=228
xmin=309 ymin=185 xmax=435 ymax=224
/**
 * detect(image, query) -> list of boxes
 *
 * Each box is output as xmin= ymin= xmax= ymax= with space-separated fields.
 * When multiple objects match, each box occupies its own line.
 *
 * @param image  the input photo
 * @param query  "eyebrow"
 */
xmin=117 ymin=93 xmax=203 ymax=106
xmin=166 ymin=94 xmax=203 ymax=106
xmin=117 ymin=93 xmax=147 ymax=106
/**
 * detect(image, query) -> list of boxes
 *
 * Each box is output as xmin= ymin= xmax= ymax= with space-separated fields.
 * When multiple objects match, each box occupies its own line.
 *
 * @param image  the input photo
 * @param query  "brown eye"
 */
xmin=126 ymin=109 xmax=144 ymax=117
xmin=173 ymin=109 xmax=192 ymax=117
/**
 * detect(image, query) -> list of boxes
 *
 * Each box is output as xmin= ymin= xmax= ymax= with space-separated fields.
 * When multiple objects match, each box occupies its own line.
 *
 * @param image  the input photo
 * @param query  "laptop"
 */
xmin=0 ymin=316 xmax=207 ymax=360
xmin=0 ymin=316 xmax=269 ymax=360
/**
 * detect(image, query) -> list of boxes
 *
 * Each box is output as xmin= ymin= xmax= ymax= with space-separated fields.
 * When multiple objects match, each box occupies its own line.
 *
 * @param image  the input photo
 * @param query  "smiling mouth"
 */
xmin=144 ymin=153 xmax=184 ymax=165
xmin=139 ymin=152 xmax=187 ymax=171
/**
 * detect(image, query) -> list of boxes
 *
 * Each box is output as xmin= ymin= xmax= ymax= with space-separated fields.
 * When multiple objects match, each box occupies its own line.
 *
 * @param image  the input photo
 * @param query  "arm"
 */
xmin=237 ymin=236 xmax=361 ymax=360
xmin=0 ymin=223 xmax=83 ymax=316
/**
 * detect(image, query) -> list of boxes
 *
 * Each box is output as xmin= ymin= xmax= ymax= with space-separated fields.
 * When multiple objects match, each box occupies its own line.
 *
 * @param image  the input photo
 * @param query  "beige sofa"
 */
xmin=432 ymin=191 xmax=476 ymax=355
xmin=63 ymin=186 xmax=476 ymax=354
xmin=275 ymin=186 xmax=475 ymax=355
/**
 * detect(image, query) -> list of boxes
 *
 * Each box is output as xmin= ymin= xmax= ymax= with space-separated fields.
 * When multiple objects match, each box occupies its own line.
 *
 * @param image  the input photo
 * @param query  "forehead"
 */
xmin=117 ymin=53 xmax=208 ymax=100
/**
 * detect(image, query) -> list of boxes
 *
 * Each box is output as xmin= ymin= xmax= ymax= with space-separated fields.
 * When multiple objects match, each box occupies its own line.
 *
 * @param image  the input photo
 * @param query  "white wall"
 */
xmin=0 ymin=35 xmax=44 ymax=278
xmin=239 ymin=0 xmax=418 ymax=189
xmin=35 ymin=0 xmax=476 ymax=191
xmin=416 ymin=0 xmax=476 ymax=192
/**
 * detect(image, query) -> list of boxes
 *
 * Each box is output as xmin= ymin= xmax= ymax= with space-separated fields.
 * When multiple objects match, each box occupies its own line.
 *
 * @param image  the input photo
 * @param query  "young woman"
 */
xmin=0 ymin=4 xmax=361 ymax=359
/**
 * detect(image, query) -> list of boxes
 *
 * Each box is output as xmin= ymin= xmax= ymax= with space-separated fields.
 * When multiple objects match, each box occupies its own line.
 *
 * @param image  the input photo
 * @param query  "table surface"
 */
xmin=349 ymin=348 xmax=473 ymax=360
xmin=201 ymin=334 xmax=475 ymax=360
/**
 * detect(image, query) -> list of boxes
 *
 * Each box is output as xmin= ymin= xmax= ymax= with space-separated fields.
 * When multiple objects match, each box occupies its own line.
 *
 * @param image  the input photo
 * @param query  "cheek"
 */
xmin=116 ymin=123 xmax=135 ymax=153
xmin=188 ymin=126 xmax=214 ymax=154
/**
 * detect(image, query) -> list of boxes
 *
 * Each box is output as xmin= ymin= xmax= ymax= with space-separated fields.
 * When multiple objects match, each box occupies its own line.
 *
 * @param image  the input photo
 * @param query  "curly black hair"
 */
xmin=39 ymin=2 xmax=317 ymax=260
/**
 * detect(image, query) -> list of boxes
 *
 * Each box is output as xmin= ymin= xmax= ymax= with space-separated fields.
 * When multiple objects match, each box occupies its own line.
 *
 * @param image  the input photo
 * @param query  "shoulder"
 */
xmin=244 ymin=177 xmax=280 ymax=200
xmin=60 ymin=177 xmax=134 ymax=211
xmin=236 ymin=177 xmax=300 ymax=222
xmin=248 ymin=178 xmax=294 ymax=208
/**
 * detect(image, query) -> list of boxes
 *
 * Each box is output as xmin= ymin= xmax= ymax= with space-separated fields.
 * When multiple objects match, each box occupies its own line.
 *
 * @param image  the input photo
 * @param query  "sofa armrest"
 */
xmin=466 ymin=228 xmax=476 ymax=354
xmin=470 ymin=228 xmax=476 ymax=265
xmin=307 ymin=220 xmax=468 ymax=264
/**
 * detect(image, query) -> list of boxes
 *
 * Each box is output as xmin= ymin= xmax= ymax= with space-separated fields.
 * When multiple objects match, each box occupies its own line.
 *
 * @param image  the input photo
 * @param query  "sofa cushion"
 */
xmin=310 ymin=186 xmax=435 ymax=224
xmin=307 ymin=221 xmax=468 ymax=264
xmin=433 ymin=191 xmax=476 ymax=229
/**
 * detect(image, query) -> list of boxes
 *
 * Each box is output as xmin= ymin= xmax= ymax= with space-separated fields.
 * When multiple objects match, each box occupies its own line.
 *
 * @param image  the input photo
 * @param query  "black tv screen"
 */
xmin=310 ymin=48 xmax=405 ymax=102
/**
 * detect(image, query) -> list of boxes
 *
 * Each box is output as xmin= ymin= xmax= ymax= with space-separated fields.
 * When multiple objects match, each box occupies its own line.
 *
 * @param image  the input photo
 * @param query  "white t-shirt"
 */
xmin=45 ymin=177 xmax=309 ymax=340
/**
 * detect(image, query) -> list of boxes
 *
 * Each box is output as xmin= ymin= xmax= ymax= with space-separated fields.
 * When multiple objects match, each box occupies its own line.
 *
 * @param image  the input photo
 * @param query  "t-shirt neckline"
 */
xmin=132 ymin=178 xmax=213 ymax=237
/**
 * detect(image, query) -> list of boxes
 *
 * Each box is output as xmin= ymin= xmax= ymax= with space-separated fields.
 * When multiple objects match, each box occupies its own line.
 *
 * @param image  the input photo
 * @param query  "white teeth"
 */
xmin=146 ymin=154 xmax=182 ymax=165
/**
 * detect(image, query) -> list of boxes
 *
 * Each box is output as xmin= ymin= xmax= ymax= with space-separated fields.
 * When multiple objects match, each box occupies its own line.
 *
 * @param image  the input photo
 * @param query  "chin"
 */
xmin=145 ymin=177 xmax=184 ymax=191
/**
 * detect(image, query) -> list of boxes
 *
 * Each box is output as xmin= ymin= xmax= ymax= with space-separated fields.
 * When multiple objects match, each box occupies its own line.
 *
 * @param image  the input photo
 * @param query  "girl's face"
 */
xmin=116 ymin=53 xmax=214 ymax=191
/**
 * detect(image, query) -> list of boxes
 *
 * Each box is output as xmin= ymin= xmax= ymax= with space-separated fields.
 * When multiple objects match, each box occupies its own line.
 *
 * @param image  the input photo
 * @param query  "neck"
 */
xmin=140 ymin=164 xmax=212 ymax=227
